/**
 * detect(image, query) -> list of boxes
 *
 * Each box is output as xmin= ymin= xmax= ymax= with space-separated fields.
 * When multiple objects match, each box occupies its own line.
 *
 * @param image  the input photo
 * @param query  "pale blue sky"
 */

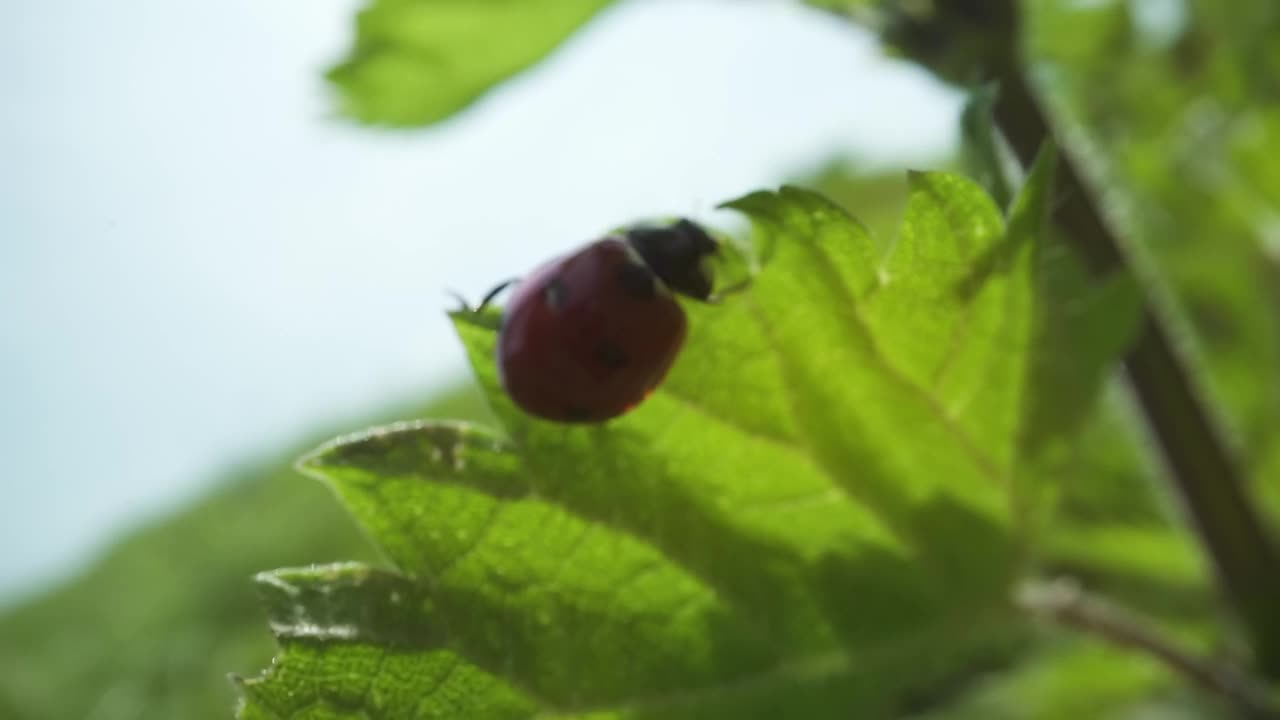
xmin=0 ymin=0 xmax=958 ymax=601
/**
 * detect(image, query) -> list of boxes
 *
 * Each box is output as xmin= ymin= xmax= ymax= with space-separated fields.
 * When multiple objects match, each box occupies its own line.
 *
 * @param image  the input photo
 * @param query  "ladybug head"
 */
xmin=624 ymin=219 xmax=718 ymax=302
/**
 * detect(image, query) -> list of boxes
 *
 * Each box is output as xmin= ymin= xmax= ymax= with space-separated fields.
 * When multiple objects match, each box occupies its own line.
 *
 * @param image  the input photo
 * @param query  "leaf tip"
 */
xmin=1030 ymin=139 xmax=1059 ymax=173
xmin=716 ymin=187 xmax=780 ymax=214
xmin=1007 ymin=139 xmax=1059 ymax=232
xmin=226 ymin=672 xmax=248 ymax=692
xmin=227 ymin=673 xmax=254 ymax=720
xmin=1021 ymin=140 xmax=1059 ymax=202
xmin=293 ymin=443 xmax=332 ymax=481
xmin=777 ymin=183 xmax=815 ymax=199
xmin=252 ymin=568 xmax=301 ymax=600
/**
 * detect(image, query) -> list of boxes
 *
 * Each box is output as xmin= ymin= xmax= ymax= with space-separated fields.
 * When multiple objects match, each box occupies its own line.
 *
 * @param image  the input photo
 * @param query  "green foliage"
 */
xmin=10 ymin=1 xmax=1280 ymax=717
xmin=236 ymin=157 xmax=1147 ymax=717
xmin=0 ymin=389 xmax=488 ymax=720
xmin=913 ymin=639 xmax=1221 ymax=720
xmin=1013 ymin=0 xmax=1280 ymax=645
xmin=328 ymin=0 xmax=616 ymax=125
xmin=1025 ymin=0 xmax=1280 ymax=479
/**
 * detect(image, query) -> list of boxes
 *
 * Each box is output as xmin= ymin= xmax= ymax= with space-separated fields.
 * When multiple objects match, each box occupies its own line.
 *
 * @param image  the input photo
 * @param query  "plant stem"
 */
xmin=1018 ymin=579 xmax=1280 ymax=719
xmin=993 ymin=67 xmax=1280 ymax=677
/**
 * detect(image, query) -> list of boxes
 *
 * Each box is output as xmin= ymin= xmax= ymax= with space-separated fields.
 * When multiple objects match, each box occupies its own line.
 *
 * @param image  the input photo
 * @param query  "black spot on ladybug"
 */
xmin=595 ymin=339 xmax=629 ymax=370
xmin=616 ymin=261 xmax=656 ymax=300
xmin=543 ymin=277 xmax=567 ymax=311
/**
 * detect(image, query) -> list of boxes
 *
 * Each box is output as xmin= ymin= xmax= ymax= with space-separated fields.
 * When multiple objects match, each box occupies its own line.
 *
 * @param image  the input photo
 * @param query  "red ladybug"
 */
xmin=490 ymin=219 xmax=719 ymax=423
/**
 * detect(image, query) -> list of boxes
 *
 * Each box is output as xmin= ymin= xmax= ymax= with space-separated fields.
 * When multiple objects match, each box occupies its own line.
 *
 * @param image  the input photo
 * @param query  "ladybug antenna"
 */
xmin=445 ymin=288 xmax=472 ymax=312
xmin=476 ymin=278 xmax=518 ymax=312
xmin=447 ymin=278 xmax=519 ymax=314
xmin=625 ymin=218 xmax=718 ymax=301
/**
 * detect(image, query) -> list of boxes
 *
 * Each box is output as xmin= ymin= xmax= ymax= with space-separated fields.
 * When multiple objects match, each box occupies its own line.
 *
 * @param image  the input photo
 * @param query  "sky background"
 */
xmin=0 ymin=0 xmax=959 ymax=603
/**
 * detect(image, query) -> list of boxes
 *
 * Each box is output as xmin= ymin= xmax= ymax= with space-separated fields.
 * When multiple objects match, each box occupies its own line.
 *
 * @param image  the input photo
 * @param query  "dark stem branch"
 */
xmin=1018 ymin=579 xmax=1280 ymax=720
xmin=994 ymin=67 xmax=1280 ymax=677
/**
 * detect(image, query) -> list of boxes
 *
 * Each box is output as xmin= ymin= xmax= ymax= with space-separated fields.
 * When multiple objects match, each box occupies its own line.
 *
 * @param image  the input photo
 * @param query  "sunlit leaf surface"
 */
xmin=236 ymin=155 xmax=1148 ymax=717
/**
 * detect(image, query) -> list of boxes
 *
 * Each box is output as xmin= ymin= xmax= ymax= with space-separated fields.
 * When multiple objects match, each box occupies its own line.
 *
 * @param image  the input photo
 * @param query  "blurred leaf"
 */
xmin=959 ymin=83 xmax=1015 ymax=208
xmin=1008 ymin=2 xmax=1280 ymax=663
xmin=1048 ymin=525 xmax=1206 ymax=591
xmin=1041 ymin=384 xmax=1213 ymax=623
xmin=329 ymin=0 xmax=616 ymax=126
xmin=803 ymin=0 xmax=876 ymax=13
xmin=239 ymin=161 xmax=1143 ymax=717
xmin=1024 ymin=0 xmax=1280 ymax=479
xmin=1018 ymin=254 xmax=1140 ymax=464
xmin=0 ymin=386 xmax=489 ymax=720
xmin=910 ymin=639 xmax=1216 ymax=720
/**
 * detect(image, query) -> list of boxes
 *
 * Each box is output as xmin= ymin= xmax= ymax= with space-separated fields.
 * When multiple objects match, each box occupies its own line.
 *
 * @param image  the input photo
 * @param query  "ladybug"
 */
xmin=485 ymin=219 xmax=719 ymax=423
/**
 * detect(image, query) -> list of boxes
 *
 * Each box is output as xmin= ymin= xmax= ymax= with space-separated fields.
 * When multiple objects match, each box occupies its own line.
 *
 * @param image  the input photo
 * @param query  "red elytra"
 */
xmin=495 ymin=220 xmax=718 ymax=423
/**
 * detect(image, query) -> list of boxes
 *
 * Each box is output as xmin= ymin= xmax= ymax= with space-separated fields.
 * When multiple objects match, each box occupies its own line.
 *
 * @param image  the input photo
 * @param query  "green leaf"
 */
xmin=1023 ymin=0 xmax=1280 ymax=476
xmin=802 ymin=0 xmax=876 ymax=13
xmin=235 ymin=564 xmax=538 ymax=720
xmin=1012 ymin=146 xmax=1142 ymax=464
xmin=329 ymin=0 xmax=616 ymax=126
xmin=910 ymin=639 xmax=1187 ymax=720
xmin=959 ymin=83 xmax=1015 ymax=209
xmin=240 ymin=166 xmax=1139 ymax=717
xmin=1048 ymin=525 xmax=1206 ymax=591
xmin=0 ymin=385 xmax=489 ymax=720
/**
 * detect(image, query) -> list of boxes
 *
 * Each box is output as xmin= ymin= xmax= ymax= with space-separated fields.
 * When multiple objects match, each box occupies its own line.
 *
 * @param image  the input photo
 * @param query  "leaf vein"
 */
xmin=741 ymin=294 xmax=915 ymax=549
xmin=355 ymin=648 xmax=390 ymax=712
xmin=797 ymin=237 xmax=1004 ymax=483
xmin=414 ymin=655 xmax=462 ymax=712
xmin=659 ymin=384 xmax=802 ymax=450
xmin=438 ymin=502 xmax=508 ymax=580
